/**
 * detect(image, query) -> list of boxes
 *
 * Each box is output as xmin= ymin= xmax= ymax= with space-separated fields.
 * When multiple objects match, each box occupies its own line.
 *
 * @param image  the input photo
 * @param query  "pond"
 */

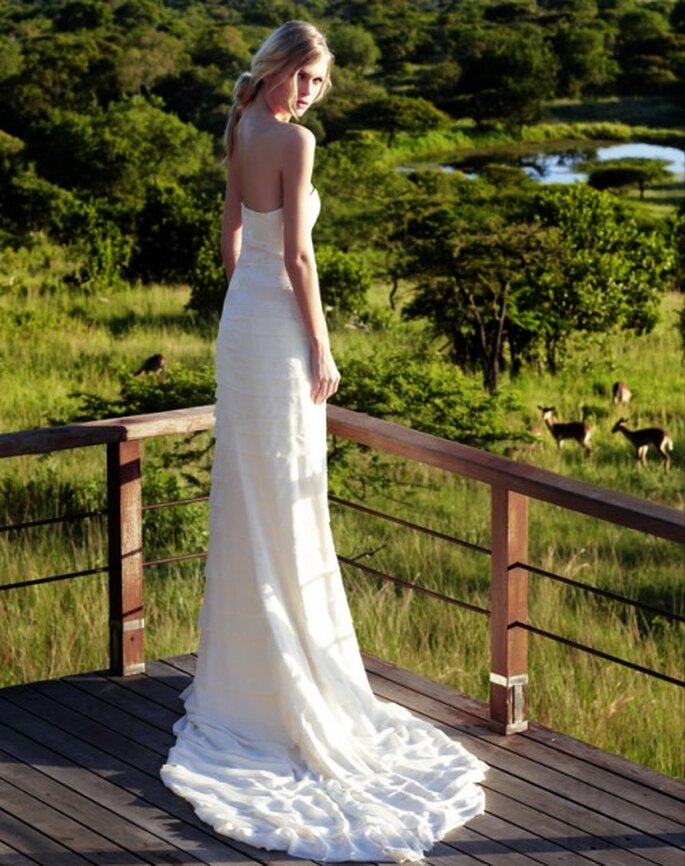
xmin=437 ymin=141 xmax=685 ymax=184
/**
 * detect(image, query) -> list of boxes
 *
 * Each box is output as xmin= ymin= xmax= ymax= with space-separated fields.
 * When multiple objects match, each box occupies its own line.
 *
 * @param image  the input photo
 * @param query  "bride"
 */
xmin=160 ymin=20 xmax=486 ymax=861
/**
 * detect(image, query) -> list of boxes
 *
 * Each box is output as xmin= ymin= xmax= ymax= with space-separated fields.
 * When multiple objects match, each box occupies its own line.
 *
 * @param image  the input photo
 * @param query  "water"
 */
xmin=439 ymin=142 xmax=685 ymax=184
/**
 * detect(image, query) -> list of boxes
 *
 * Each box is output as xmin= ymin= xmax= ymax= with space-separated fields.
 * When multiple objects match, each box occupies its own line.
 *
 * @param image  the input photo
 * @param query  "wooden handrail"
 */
xmin=326 ymin=407 xmax=684 ymax=544
xmin=1 ymin=403 xmax=682 ymax=732
xmin=1 ymin=404 xmax=681 ymax=542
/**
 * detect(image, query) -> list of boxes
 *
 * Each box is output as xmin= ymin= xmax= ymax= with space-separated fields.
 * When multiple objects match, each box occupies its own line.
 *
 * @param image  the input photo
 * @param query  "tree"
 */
xmin=401 ymin=183 xmax=675 ymax=388
xmin=114 ymin=28 xmax=185 ymax=95
xmin=328 ymin=23 xmax=379 ymax=73
xmin=587 ymin=159 xmax=671 ymax=199
xmin=413 ymin=60 xmax=463 ymax=115
xmin=37 ymin=96 xmax=215 ymax=203
xmin=533 ymin=185 xmax=675 ymax=365
xmin=316 ymin=246 xmax=371 ymax=314
xmin=403 ymin=206 xmax=559 ymax=391
xmin=553 ymin=25 xmax=617 ymax=97
xmin=459 ymin=27 xmax=558 ymax=134
xmin=350 ymin=96 xmax=448 ymax=146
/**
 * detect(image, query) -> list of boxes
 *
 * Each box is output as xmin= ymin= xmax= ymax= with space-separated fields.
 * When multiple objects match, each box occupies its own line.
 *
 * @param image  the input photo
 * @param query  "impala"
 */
xmin=538 ymin=406 xmax=592 ymax=455
xmin=612 ymin=418 xmax=673 ymax=470
xmin=612 ymin=381 xmax=632 ymax=408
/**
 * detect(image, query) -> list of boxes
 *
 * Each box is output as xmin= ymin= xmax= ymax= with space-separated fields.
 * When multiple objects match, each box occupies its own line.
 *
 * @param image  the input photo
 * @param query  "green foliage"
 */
xmin=62 ymin=364 xmax=215 ymax=422
xmin=402 ymin=181 xmax=676 ymax=388
xmin=316 ymin=245 xmax=371 ymax=314
xmin=534 ymin=184 xmax=675 ymax=351
xmin=328 ymin=22 xmax=379 ymax=73
xmin=350 ymin=96 xmax=449 ymax=146
xmin=586 ymin=158 xmax=672 ymax=199
xmin=187 ymin=215 xmax=225 ymax=317
xmin=673 ymin=207 xmax=685 ymax=292
xmin=140 ymin=465 xmax=209 ymax=562
xmin=458 ymin=26 xmax=558 ymax=133
xmin=553 ymin=24 xmax=618 ymax=97
xmin=334 ymin=346 xmax=519 ymax=447
xmin=66 ymin=208 xmax=134 ymax=291
xmin=131 ymin=183 xmax=221 ymax=284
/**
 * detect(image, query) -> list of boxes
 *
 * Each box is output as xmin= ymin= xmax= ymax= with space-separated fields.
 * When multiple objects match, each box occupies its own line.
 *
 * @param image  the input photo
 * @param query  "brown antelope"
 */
xmin=538 ymin=406 xmax=592 ymax=454
xmin=612 ymin=381 xmax=632 ymax=408
xmin=135 ymin=353 xmax=166 ymax=377
xmin=612 ymin=418 xmax=673 ymax=470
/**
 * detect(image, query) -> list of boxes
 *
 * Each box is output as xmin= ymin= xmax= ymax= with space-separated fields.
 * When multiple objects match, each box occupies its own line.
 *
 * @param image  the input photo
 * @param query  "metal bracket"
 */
xmin=109 ymin=617 xmax=145 ymax=632
xmin=490 ymin=672 xmax=528 ymax=732
xmin=489 ymin=672 xmax=528 ymax=687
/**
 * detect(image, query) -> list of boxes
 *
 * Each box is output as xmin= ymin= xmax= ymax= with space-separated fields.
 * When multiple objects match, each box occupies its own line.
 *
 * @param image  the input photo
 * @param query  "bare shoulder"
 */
xmin=279 ymin=123 xmax=316 ymax=156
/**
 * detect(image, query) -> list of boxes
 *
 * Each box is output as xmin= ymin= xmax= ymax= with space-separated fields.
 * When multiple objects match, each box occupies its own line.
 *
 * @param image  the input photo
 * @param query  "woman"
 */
xmin=160 ymin=21 xmax=486 ymax=862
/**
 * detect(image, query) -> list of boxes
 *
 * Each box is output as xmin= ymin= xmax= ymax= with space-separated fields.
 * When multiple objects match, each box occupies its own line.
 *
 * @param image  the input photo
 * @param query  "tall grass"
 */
xmin=0 ymin=242 xmax=683 ymax=778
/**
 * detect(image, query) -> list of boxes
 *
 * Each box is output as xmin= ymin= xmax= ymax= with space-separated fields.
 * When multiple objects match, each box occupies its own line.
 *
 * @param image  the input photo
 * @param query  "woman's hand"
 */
xmin=310 ymin=342 xmax=340 ymax=405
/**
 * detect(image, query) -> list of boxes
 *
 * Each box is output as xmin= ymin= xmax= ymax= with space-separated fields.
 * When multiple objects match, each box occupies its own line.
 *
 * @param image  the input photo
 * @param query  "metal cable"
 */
xmin=0 ymin=565 xmax=108 ymax=592
xmin=515 ymin=621 xmax=685 ymax=688
xmin=338 ymin=555 xmax=490 ymax=616
xmin=0 ymin=509 xmax=107 ymax=534
xmin=329 ymin=494 xmax=490 ymax=555
xmin=142 ymin=495 xmax=209 ymax=512
xmin=514 ymin=561 xmax=685 ymax=625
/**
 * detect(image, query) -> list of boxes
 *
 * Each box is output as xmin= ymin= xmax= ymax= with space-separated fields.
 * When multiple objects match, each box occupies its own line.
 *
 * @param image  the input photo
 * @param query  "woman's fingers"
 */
xmin=310 ymin=347 xmax=339 ymax=404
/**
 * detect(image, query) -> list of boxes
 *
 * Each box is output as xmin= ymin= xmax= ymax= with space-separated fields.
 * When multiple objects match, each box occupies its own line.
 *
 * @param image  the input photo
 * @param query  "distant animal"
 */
xmin=504 ymin=422 xmax=546 ymax=460
xmin=611 ymin=418 xmax=673 ymax=470
xmin=538 ymin=406 xmax=592 ymax=454
xmin=135 ymin=353 xmax=166 ymax=377
xmin=612 ymin=381 xmax=632 ymax=408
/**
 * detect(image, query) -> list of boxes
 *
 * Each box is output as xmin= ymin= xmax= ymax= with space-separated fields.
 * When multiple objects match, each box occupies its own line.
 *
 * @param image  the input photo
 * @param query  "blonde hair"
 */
xmin=223 ymin=20 xmax=333 ymax=159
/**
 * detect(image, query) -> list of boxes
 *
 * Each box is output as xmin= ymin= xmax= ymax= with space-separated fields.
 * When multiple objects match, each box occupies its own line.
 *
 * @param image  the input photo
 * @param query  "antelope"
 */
xmin=612 ymin=381 xmax=632 ymax=408
xmin=612 ymin=418 xmax=673 ymax=470
xmin=538 ymin=406 xmax=592 ymax=454
xmin=135 ymin=353 xmax=166 ymax=377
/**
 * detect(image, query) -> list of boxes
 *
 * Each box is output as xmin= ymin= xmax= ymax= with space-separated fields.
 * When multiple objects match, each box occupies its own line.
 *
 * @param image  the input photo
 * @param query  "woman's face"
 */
xmin=267 ymin=56 xmax=329 ymax=118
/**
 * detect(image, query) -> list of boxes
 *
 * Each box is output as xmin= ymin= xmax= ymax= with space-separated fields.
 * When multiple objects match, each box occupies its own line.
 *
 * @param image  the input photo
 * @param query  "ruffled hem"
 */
xmin=160 ymin=700 xmax=486 ymax=863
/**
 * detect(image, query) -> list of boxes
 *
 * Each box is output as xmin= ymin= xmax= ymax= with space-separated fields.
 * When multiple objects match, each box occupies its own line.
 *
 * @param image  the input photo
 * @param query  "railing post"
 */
xmin=107 ymin=440 xmax=145 ymax=676
xmin=489 ymin=486 xmax=528 ymax=733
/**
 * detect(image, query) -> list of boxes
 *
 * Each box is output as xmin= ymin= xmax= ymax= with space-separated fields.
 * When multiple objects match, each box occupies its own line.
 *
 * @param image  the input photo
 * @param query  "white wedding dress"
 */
xmin=160 ymin=189 xmax=486 ymax=861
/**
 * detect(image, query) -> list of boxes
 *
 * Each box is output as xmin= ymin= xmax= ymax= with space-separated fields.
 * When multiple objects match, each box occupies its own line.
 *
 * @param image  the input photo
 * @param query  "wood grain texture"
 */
xmin=1 ymin=656 xmax=682 ymax=865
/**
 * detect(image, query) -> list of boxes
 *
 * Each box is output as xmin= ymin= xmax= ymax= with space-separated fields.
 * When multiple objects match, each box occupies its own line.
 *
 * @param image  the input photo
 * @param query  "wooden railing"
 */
xmin=1 ymin=405 xmax=683 ymax=734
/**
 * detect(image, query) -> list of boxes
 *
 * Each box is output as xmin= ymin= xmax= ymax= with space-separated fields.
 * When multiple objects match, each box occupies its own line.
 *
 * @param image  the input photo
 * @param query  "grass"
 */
xmin=0 ymin=232 xmax=683 ymax=778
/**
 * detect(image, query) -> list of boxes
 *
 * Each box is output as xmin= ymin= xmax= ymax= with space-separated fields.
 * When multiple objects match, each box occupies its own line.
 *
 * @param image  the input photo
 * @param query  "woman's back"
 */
xmin=232 ymin=110 xmax=294 ymax=214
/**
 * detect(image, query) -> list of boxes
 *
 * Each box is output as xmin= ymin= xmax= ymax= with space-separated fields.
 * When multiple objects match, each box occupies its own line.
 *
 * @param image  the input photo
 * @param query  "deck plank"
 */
xmin=0 ymin=838 xmax=39 ymax=866
xmin=0 ymin=654 xmax=683 ymax=866
xmin=367 ymin=672 xmax=685 ymax=866
xmin=0 ymin=805 xmax=93 ymax=866
xmin=364 ymin=654 xmax=685 ymax=805
xmin=0 ymin=777 xmax=138 ymax=865
xmin=0 ymin=705 xmax=265 ymax=865
xmin=0 ymin=748 xmax=203 ymax=865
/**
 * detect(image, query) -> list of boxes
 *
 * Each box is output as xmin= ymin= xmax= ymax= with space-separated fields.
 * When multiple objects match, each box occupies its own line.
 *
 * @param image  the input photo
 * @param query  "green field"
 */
xmin=0 ymin=239 xmax=683 ymax=779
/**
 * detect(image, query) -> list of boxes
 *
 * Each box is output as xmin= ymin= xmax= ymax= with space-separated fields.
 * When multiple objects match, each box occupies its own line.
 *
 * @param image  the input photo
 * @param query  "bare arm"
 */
xmin=220 ymin=147 xmax=243 ymax=282
xmin=282 ymin=126 xmax=339 ymax=405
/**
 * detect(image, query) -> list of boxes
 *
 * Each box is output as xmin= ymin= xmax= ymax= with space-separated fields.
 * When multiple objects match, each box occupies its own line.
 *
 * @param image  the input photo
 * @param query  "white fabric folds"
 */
xmin=160 ymin=191 xmax=487 ymax=861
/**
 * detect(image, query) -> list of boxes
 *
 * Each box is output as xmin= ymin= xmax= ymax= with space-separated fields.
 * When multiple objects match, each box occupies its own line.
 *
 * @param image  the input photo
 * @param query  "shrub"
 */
xmin=316 ymin=245 xmax=371 ymax=314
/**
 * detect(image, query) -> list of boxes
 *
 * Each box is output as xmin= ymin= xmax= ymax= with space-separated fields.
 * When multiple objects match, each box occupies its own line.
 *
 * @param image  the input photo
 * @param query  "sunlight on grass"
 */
xmin=0 ymin=236 xmax=682 ymax=778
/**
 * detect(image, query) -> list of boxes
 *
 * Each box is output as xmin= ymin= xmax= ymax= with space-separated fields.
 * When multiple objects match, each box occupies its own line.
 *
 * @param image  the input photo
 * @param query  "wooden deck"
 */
xmin=0 ymin=654 xmax=682 ymax=866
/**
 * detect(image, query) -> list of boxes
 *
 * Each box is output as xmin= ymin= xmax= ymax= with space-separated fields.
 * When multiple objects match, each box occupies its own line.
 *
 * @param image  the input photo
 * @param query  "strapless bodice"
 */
xmin=239 ymin=187 xmax=321 ymax=262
